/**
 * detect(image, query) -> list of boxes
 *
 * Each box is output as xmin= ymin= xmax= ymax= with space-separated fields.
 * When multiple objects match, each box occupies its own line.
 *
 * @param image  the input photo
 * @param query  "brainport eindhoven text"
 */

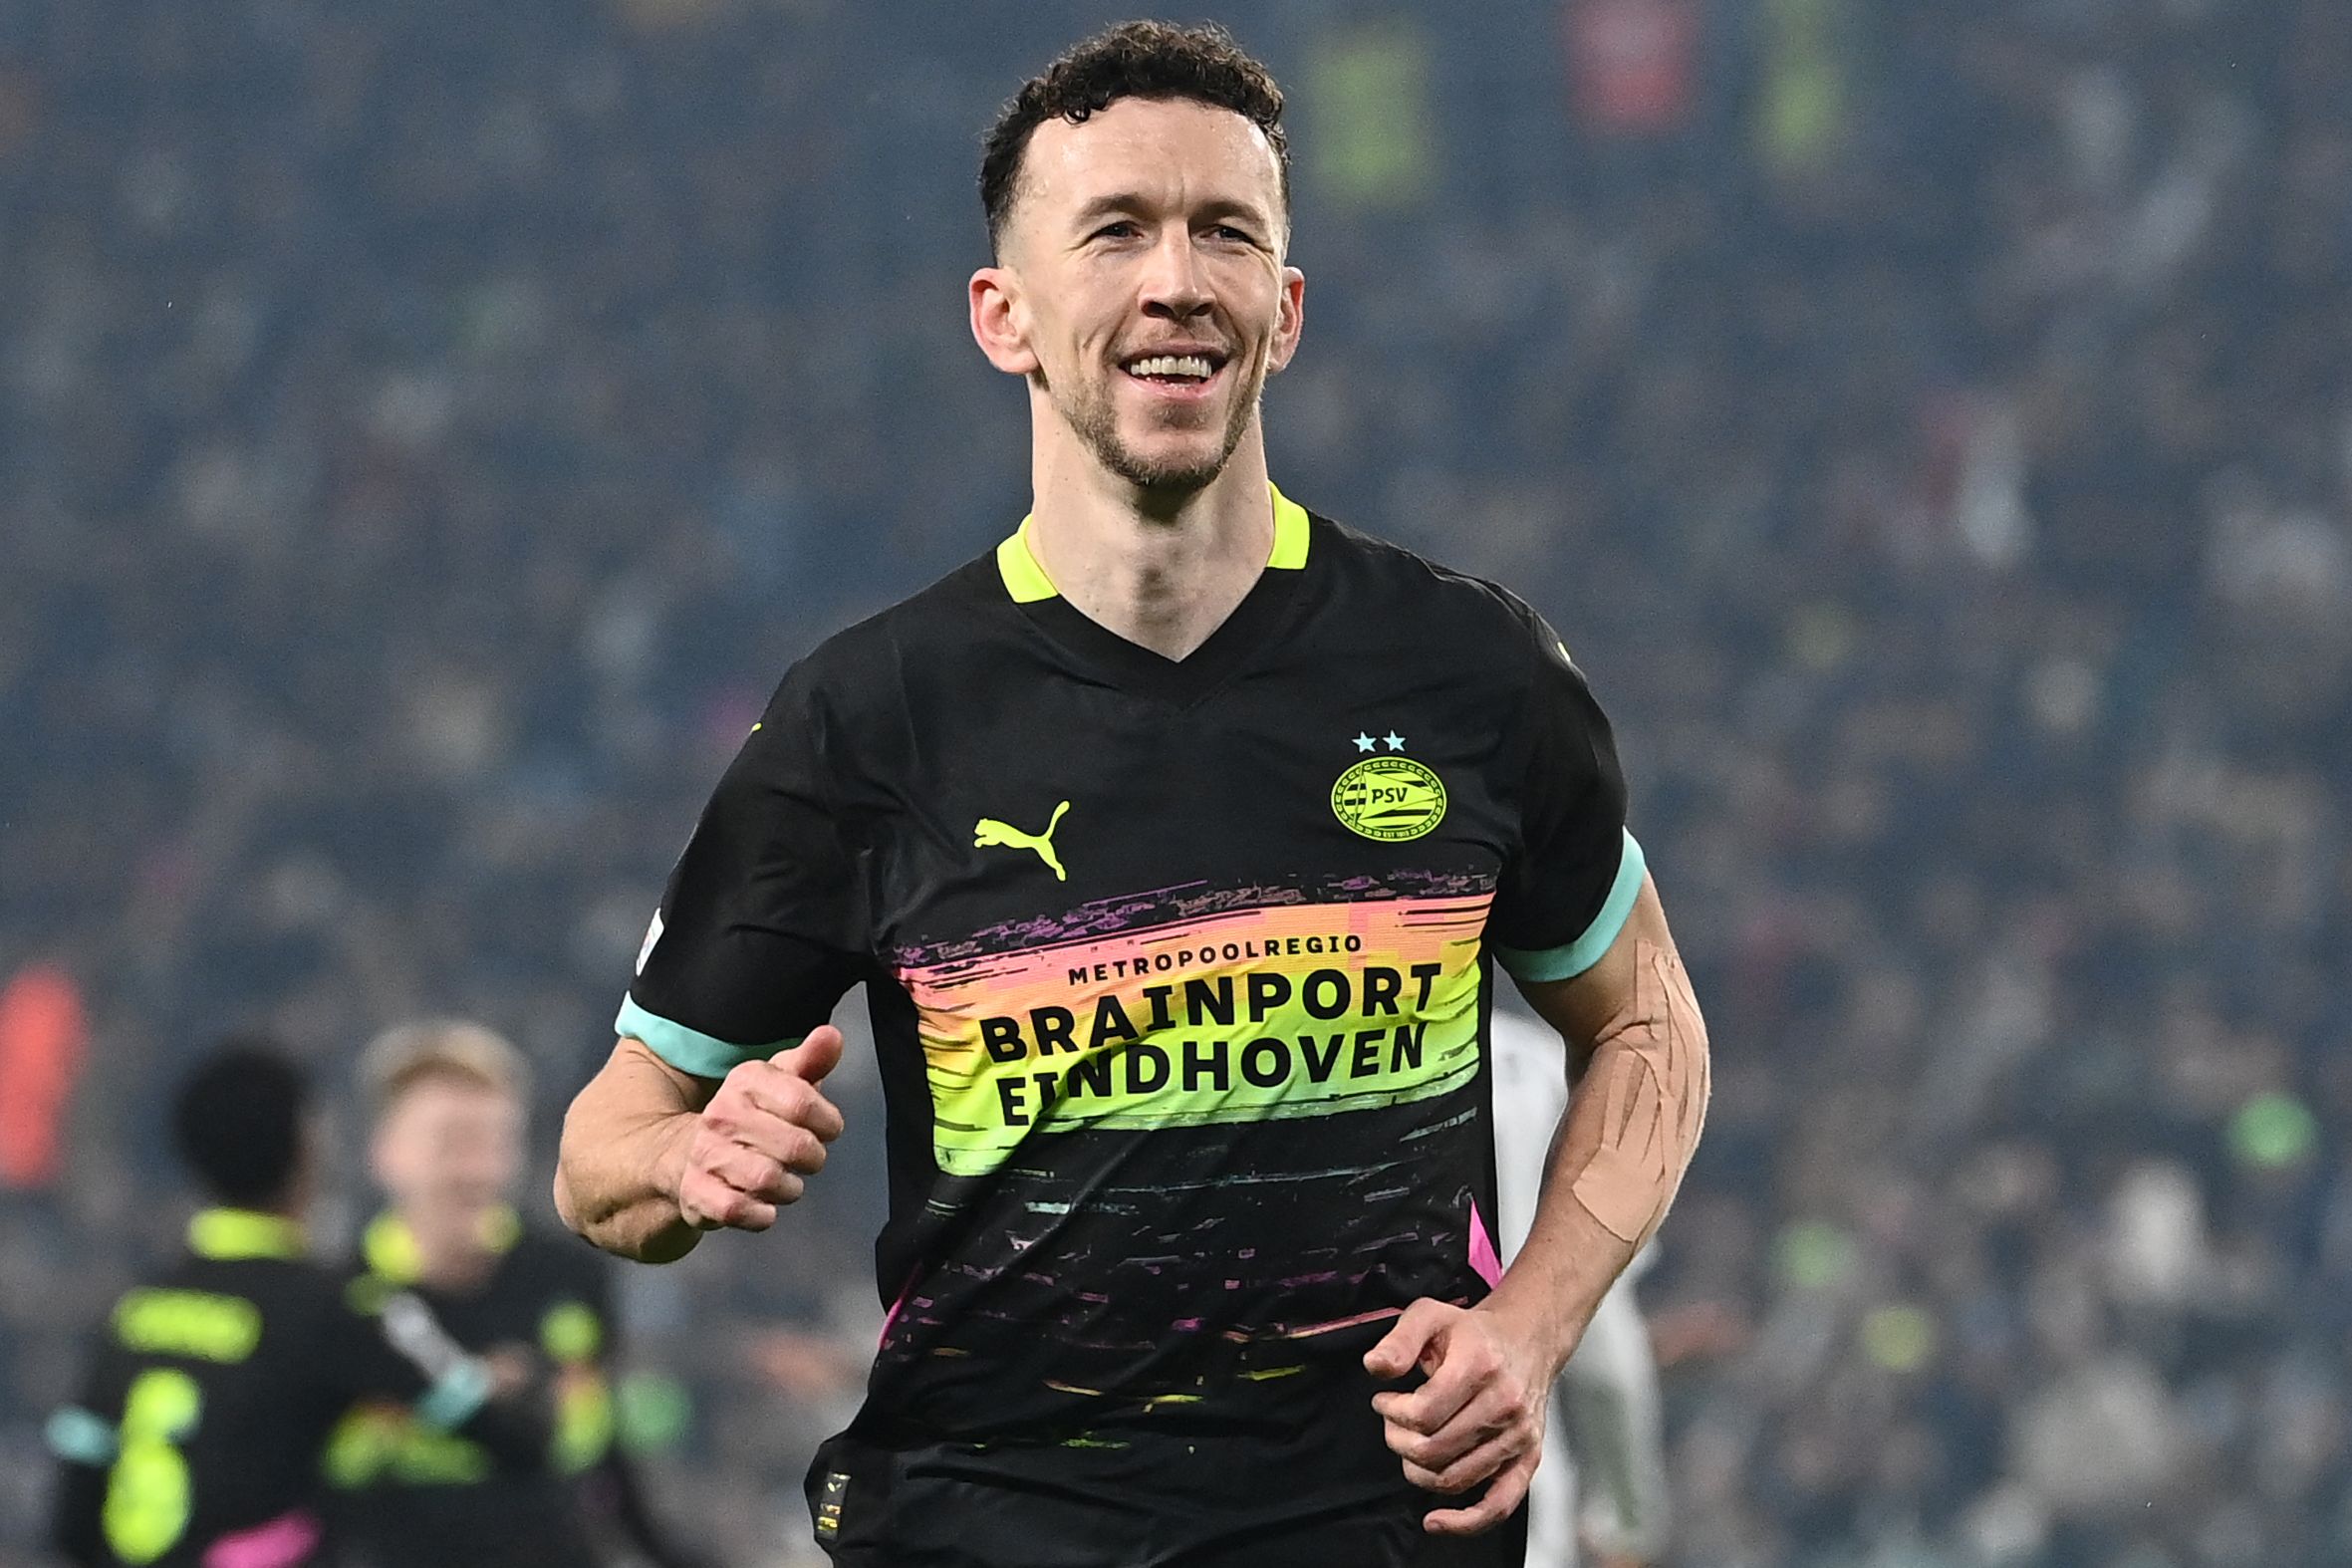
xmin=975 ymin=961 xmax=1452 ymax=1127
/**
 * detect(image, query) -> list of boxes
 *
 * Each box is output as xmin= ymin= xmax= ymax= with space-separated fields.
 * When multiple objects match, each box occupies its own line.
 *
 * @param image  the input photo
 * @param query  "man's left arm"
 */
xmin=1362 ymin=601 xmax=1707 ymax=1536
xmin=1366 ymin=879 xmax=1706 ymax=1534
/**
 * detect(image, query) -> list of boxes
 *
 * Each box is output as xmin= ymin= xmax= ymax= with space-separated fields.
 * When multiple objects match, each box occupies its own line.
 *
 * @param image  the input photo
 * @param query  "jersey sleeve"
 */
xmin=620 ymin=664 xmax=868 ymax=1078
xmin=45 ymin=1330 xmax=125 ymax=1567
xmin=1487 ymin=608 xmax=1646 ymax=982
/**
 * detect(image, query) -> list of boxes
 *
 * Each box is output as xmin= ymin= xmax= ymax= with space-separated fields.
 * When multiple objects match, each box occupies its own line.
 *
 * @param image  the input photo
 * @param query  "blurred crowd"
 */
xmin=2 ymin=0 xmax=2347 ymax=1564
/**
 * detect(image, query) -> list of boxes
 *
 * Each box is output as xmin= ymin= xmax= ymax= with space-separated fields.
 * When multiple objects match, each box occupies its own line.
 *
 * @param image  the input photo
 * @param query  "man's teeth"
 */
xmin=1129 ymin=355 xmax=1214 ymax=380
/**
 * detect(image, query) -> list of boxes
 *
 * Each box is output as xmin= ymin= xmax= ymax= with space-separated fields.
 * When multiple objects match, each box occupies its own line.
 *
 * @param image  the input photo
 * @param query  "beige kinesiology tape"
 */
xmin=1570 ymin=940 xmax=1710 ymax=1246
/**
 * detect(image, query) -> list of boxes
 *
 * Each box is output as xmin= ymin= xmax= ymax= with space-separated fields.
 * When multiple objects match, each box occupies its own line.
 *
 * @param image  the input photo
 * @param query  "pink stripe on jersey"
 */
xmin=1468 ymin=1200 xmax=1503 ymax=1287
xmin=202 ymin=1510 xmax=322 ymax=1568
xmin=880 ymin=1272 xmax=916 ymax=1346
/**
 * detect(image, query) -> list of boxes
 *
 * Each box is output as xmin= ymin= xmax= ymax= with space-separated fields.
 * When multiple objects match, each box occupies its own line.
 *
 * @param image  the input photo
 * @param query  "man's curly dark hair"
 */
xmin=979 ymin=21 xmax=1289 ymax=257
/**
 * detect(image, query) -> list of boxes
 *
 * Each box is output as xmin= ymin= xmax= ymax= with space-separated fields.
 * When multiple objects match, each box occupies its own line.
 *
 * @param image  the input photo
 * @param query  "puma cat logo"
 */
xmin=973 ymin=801 xmax=1071 ymax=882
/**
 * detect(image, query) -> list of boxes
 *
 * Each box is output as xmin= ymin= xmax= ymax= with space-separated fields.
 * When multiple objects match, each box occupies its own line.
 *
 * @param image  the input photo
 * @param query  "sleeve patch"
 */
xmin=413 ymin=1359 xmax=492 ymax=1433
xmin=45 ymin=1406 xmax=118 ymax=1466
xmin=1494 ymin=831 xmax=1647 ymax=983
xmin=616 ymin=995 xmax=798 ymax=1080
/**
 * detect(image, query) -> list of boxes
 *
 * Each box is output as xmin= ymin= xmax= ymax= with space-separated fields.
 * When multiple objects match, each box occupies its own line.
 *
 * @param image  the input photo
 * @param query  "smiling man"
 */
xmin=555 ymin=22 xmax=1708 ymax=1567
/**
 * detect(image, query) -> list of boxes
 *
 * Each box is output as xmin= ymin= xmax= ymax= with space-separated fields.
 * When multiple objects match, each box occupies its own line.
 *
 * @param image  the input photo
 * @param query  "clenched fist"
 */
xmin=1365 ymin=1298 xmax=1551 ymax=1536
xmin=670 ymin=1026 xmax=846 ymax=1232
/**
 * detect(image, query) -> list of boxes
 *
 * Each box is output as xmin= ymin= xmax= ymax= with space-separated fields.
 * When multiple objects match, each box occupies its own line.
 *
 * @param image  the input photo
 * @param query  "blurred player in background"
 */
xmin=328 ymin=1020 xmax=704 ymax=1568
xmin=46 ymin=1039 xmax=545 ymax=1568
xmin=1490 ymin=1002 xmax=1671 ymax=1568
xmin=557 ymin=20 xmax=1707 ymax=1566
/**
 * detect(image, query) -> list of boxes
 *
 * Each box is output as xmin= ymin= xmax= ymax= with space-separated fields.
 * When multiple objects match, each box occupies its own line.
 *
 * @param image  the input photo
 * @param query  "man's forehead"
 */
xmin=1021 ymin=97 xmax=1282 ymax=221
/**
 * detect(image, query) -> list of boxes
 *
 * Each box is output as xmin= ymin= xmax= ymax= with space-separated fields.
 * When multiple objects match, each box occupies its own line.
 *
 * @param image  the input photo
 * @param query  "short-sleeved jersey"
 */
xmin=621 ymin=491 xmax=1644 ymax=1555
xmin=47 ymin=1208 xmax=502 ymax=1568
xmin=327 ymin=1209 xmax=618 ymax=1568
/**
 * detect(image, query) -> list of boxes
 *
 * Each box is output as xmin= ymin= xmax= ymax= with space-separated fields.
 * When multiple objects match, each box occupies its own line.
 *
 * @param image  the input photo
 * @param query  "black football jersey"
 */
xmin=47 ymin=1208 xmax=515 ymax=1568
xmin=620 ymin=490 xmax=1645 ymax=1560
xmin=326 ymin=1209 xmax=620 ymax=1568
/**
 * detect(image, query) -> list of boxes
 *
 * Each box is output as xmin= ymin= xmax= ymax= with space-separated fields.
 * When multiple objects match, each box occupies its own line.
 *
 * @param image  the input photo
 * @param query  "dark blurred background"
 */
xmin=3 ymin=1 xmax=2348 ymax=1563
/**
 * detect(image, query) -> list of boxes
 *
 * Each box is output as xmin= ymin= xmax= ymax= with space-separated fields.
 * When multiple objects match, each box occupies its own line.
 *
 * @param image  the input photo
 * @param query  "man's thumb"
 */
xmin=1363 ymin=1298 xmax=1451 ymax=1379
xmin=771 ymin=1025 xmax=845 ymax=1084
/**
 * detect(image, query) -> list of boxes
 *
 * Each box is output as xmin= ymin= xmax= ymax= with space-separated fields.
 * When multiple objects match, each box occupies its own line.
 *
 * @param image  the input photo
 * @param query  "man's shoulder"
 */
xmin=1305 ymin=511 xmax=1550 ymax=647
xmin=799 ymin=553 xmax=1005 ymax=675
xmin=502 ymin=1226 xmax=615 ymax=1304
xmin=105 ymin=1251 xmax=343 ymax=1352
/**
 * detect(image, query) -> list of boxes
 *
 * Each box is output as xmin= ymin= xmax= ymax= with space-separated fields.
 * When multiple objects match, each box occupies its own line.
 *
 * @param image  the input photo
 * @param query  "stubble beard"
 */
xmin=1057 ymin=352 xmax=1265 ymax=496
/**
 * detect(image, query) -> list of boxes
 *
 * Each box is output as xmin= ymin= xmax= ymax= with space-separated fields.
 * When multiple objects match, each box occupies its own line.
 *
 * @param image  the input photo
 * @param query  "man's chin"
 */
xmin=1098 ymin=430 xmax=1238 ymax=494
xmin=1060 ymin=387 xmax=1250 ymax=495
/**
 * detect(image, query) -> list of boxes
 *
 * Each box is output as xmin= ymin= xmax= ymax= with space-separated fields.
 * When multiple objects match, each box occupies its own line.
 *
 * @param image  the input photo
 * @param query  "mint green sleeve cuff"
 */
xmin=45 ymin=1406 xmax=118 ymax=1466
xmin=616 ymin=996 xmax=800 ymax=1080
xmin=414 ymin=1358 xmax=492 ymax=1432
xmin=1493 ymin=831 xmax=1647 ymax=983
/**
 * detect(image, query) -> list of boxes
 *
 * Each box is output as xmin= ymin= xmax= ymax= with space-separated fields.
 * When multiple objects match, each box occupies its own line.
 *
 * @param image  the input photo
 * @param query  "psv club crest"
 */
xmin=1332 ymin=733 xmax=1445 ymax=843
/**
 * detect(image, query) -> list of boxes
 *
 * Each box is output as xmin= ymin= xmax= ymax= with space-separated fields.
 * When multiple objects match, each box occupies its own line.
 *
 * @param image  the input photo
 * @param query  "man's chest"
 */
xmin=844 ymin=653 xmax=1528 ymax=954
xmin=834 ymin=654 xmax=1527 ymax=1179
xmin=418 ymin=1260 xmax=598 ymax=1362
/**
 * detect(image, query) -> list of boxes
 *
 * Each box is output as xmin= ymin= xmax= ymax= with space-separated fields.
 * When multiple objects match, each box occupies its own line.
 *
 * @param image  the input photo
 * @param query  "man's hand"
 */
xmin=1364 ymin=1298 xmax=1552 ymax=1535
xmin=670 ymin=1027 xmax=846 ymax=1232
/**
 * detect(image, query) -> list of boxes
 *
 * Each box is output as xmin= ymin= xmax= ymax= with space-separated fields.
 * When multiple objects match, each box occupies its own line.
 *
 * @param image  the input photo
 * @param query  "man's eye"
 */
xmin=1093 ymin=221 xmax=1140 ymax=240
xmin=1212 ymin=226 xmax=1253 ymax=242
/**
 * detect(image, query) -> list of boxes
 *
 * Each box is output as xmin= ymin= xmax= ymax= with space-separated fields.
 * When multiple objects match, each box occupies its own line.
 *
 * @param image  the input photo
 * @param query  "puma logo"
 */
xmin=973 ymin=800 xmax=1071 ymax=882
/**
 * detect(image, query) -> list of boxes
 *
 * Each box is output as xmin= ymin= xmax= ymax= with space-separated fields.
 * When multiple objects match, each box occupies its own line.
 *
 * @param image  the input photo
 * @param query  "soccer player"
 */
xmin=328 ymin=1020 xmax=703 ymax=1568
xmin=46 ymin=1040 xmax=542 ymax=1568
xmin=556 ymin=21 xmax=1710 ymax=1567
xmin=1490 ymin=1002 xmax=1671 ymax=1567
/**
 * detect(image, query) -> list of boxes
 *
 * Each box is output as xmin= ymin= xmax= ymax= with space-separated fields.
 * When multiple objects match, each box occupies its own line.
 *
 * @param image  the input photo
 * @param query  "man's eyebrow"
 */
xmin=1068 ymin=191 xmax=1275 ymax=230
xmin=1071 ymin=192 xmax=1146 ymax=223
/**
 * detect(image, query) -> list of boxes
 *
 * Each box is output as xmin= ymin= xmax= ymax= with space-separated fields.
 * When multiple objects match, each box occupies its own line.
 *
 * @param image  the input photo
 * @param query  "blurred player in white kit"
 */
xmin=1490 ymin=1002 xmax=1673 ymax=1568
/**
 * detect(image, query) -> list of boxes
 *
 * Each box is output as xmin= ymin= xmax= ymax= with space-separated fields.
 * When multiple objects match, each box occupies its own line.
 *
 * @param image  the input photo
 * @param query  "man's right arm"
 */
xmin=556 ymin=1029 xmax=845 ymax=1264
xmin=45 ymin=1339 xmax=120 ymax=1568
xmin=555 ymin=1040 xmax=712 ymax=1264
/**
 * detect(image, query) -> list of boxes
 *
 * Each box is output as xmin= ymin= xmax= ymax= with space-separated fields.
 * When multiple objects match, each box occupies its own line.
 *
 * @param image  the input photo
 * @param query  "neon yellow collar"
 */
xmin=996 ymin=481 xmax=1311 ymax=604
xmin=363 ymin=1205 xmax=522 ymax=1284
xmin=189 ymin=1207 xmax=308 ymax=1262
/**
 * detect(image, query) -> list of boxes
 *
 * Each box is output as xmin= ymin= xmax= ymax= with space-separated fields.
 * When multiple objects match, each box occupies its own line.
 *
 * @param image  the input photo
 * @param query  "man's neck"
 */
xmin=1026 ymin=430 xmax=1276 ymax=661
xmin=397 ymin=1204 xmax=499 ymax=1290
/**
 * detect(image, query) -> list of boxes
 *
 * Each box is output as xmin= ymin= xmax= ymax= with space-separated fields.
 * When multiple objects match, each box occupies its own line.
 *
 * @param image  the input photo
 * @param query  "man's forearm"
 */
xmin=1479 ymin=1087 xmax=1640 ymax=1381
xmin=1490 ymin=926 xmax=1710 ymax=1380
xmin=556 ymin=1040 xmax=708 ymax=1264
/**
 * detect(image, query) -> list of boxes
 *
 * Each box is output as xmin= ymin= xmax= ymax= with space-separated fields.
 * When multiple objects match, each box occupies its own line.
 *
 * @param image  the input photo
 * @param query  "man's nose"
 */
xmin=1139 ymin=230 xmax=1211 ymax=321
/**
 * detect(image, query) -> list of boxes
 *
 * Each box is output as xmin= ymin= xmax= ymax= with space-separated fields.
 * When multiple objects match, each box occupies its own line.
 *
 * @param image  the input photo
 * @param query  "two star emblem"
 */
xmin=1353 ymin=732 xmax=1406 ymax=752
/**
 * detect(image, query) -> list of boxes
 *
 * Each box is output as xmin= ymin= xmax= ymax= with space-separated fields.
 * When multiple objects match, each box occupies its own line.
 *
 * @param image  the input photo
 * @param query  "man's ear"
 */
xmin=970 ymin=266 xmax=1039 ymax=376
xmin=1267 ymin=265 xmax=1306 ymax=376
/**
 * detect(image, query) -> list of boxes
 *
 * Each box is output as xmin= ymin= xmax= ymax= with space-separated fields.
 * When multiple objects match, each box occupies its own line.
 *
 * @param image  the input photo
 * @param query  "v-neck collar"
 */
xmin=362 ymin=1205 xmax=523 ymax=1286
xmin=994 ymin=482 xmax=1315 ymax=706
